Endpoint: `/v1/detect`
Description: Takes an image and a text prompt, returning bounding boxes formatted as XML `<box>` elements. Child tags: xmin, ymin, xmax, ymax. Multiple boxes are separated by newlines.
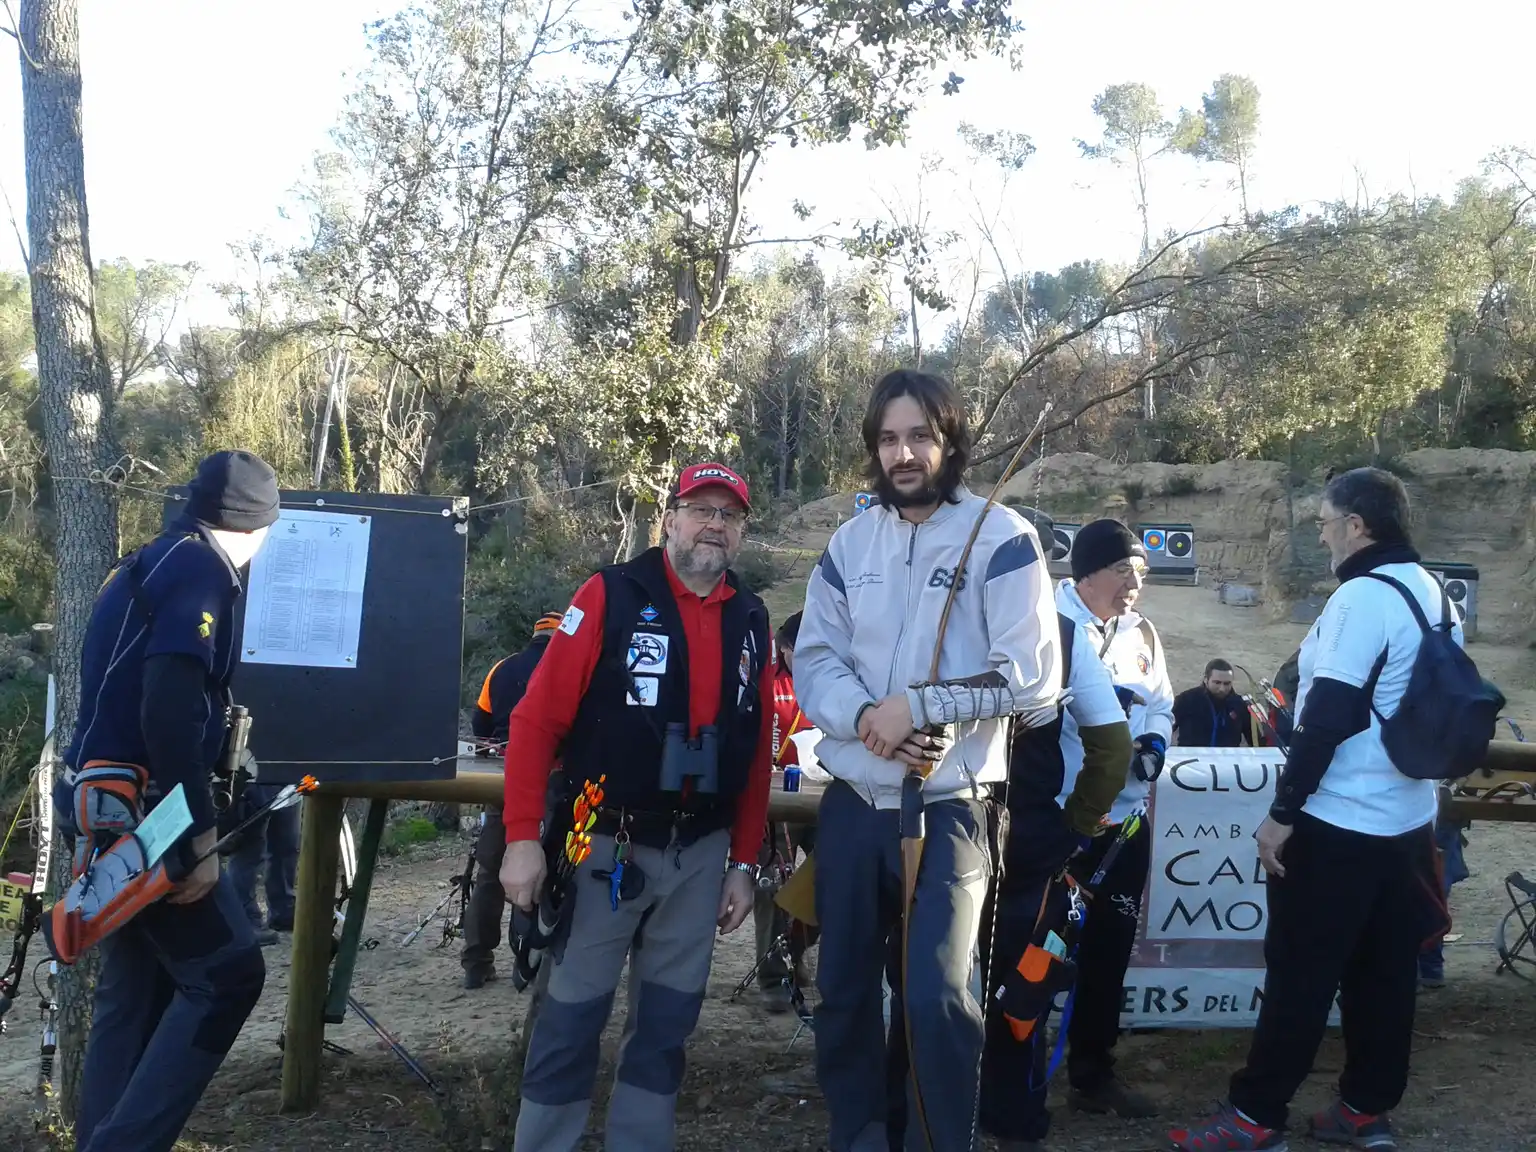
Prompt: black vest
<box><xmin>1003</xmin><ymin>613</ymin><xmax>1077</xmax><ymax>878</ymax></box>
<box><xmin>559</xmin><ymin>548</ymin><xmax>770</xmax><ymax>834</ymax></box>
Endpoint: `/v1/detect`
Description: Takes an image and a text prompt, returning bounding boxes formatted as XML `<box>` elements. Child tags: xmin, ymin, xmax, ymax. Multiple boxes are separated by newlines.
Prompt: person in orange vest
<box><xmin>461</xmin><ymin>611</ymin><xmax>562</xmax><ymax>988</ymax></box>
<box><xmin>753</xmin><ymin>610</ymin><xmax>818</xmax><ymax>1010</ymax></box>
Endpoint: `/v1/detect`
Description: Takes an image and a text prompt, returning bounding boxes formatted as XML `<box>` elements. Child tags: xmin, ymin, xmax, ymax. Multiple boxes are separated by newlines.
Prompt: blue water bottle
<box><xmin>783</xmin><ymin>764</ymin><xmax>802</xmax><ymax>793</ymax></box>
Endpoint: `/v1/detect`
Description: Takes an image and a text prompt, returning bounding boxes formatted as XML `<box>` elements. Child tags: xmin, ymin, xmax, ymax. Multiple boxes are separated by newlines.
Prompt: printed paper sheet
<box><xmin>243</xmin><ymin>509</ymin><xmax>372</xmax><ymax>669</ymax></box>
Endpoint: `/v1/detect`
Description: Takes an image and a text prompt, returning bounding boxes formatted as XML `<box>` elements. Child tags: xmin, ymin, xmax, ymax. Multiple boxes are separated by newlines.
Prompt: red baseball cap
<box><xmin>674</xmin><ymin>462</ymin><xmax>751</xmax><ymax>511</ymax></box>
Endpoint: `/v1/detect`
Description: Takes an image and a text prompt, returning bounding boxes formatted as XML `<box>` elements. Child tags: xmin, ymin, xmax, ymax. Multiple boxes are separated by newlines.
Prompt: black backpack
<box><xmin>1361</xmin><ymin>571</ymin><xmax>1505</xmax><ymax>781</ymax></box>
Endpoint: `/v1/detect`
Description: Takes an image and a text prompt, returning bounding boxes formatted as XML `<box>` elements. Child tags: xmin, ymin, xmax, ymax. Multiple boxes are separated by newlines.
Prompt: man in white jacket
<box><xmin>795</xmin><ymin>369</ymin><xmax>1062</xmax><ymax>1152</ymax></box>
<box><xmin>1054</xmin><ymin>518</ymin><xmax>1174</xmax><ymax>1119</ymax></box>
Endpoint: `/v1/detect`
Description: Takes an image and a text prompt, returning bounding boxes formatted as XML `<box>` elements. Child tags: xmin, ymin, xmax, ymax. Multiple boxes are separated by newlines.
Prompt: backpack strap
<box><xmin>1357</xmin><ymin>569</ymin><xmax>1455</xmax><ymax>722</ymax></box>
<box><xmin>1137</xmin><ymin>618</ymin><xmax>1160</xmax><ymax>668</ymax></box>
<box><xmin>1361</xmin><ymin>570</ymin><xmax>1455</xmax><ymax>633</ymax></box>
<box><xmin>1057</xmin><ymin>613</ymin><xmax>1075</xmax><ymax>693</ymax></box>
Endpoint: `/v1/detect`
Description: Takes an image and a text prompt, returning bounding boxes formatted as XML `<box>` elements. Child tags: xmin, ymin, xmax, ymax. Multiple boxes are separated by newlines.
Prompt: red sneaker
<box><xmin>1168</xmin><ymin>1100</ymin><xmax>1288</xmax><ymax>1150</ymax></box>
<box><xmin>1309</xmin><ymin>1099</ymin><xmax>1398</xmax><ymax>1149</ymax></box>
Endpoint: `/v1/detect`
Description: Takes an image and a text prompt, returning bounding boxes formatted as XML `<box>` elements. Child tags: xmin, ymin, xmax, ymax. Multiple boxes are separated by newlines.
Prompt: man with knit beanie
<box><xmin>1053</xmin><ymin>518</ymin><xmax>1174</xmax><ymax>1119</ymax></box>
<box><xmin>62</xmin><ymin>449</ymin><xmax>280</xmax><ymax>1152</ymax></box>
<box><xmin>460</xmin><ymin>610</ymin><xmax>562</xmax><ymax>988</ymax></box>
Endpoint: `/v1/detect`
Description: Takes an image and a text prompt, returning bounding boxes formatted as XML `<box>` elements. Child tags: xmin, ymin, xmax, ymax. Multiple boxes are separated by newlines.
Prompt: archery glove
<box><xmin>1132</xmin><ymin>733</ymin><xmax>1167</xmax><ymax>783</ymax></box>
<box><xmin>1112</xmin><ymin>684</ymin><xmax>1146</xmax><ymax>717</ymax></box>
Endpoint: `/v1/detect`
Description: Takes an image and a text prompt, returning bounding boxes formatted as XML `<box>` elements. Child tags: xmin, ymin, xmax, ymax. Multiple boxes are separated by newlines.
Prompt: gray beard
<box><xmin>674</xmin><ymin>539</ymin><xmax>730</xmax><ymax>581</ymax></box>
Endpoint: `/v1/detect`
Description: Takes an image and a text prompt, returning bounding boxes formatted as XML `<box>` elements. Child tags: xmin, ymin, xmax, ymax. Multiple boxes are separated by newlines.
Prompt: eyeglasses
<box><xmin>1314</xmin><ymin>514</ymin><xmax>1350</xmax><ymax>531</ymax></box>
<box><xmin>1112</xmin><ymin>560</ymin><xmax>1148</xmax><ymax>580</ymax></box>
<box><xmin>675</xmin><ymin>502</ymin><xmax>748</xmax><ymax>528</ymax></box>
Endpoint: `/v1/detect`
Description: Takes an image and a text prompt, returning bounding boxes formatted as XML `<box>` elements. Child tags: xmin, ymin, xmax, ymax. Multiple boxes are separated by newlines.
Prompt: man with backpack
<box><xmin>1170</xmin><ymin>466</ymin><xmax>1503</xmax><ymax>1152</ymax></box>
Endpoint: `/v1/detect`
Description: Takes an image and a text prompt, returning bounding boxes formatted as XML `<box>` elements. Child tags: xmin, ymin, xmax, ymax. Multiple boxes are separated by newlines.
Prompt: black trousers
<box><xmin>1066</xmin><ymin>817</ymin><xmax>1151</xmax><ymax>1091</ymax></box>
<box><xmin>976</xmin><ymin>863</ymin><xmax>1067</xmax><ymax>1144</ymax></box>
<box><xmin>461</xmin><ymin>806</ymin><xmax>510</xmax><ymax>972</ymax></box>
<box><xmin>1228</xmin><ymin>813</ymin><xmax>1446</xmax><ymax>1130</ymax></box>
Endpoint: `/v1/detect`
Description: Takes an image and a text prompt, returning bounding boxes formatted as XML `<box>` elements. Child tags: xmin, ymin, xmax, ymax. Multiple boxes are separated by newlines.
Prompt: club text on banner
<box><xmin>1118</xmin><ymin>747</ymin><xmax>1343</xmax><ymax>1029</ymax></box>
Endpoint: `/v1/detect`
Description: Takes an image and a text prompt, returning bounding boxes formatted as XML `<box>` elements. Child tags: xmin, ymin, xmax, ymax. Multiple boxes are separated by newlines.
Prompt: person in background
<box><xmin>1054</xmin><ymin>518</ymin><xmax>1175</xmax><ymax>1119</ymax></box>
<box><xmin>753</xmin><ymin>609</ymin><xmax>818</xmax><ymax>1011</ymax></box>
<box><xmin>1419</xmin><ymin>802</ymin><xmax>1470</xmax><ymax>989</ymax></box>
<box><xmin>499</xmin><ymin>462</ymin><xmax>773</xmax><ymax>1152</ymax></box>
<box><xmin>225</xmin><ymin>771</ymin><xmax>298</xmax><ymax>948</ymax></box>
<box><xmin>1173</xmin><ymin>658</ymin><xmax>1253</xmax><ymax>748</ymax></box>
<box><xmin>460</xmin><ymin>611</ymin><xmax>562</xmax><ymax>989</ymax></box>
<box><xmin>1170</xmin><ymin>466</ymin><xmax>1456</xmax><ymax>1152</ymax></box>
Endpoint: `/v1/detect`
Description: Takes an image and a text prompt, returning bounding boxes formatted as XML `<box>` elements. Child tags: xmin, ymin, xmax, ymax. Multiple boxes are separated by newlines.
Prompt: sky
<box><xmin>0</xmin><ymin>0</ymin><xmax>1530</xmax><ymax>335</ymax></box>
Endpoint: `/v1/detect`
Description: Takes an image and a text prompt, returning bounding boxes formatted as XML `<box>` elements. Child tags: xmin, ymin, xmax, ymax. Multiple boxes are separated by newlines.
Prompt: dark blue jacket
<box><xmin>64</xmin><ymin>515</ymin><xmax>244</xmax><ymax>833</ymax></box>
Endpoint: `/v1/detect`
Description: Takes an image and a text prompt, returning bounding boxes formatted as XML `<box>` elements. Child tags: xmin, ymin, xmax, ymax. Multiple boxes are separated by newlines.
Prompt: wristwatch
<box><xmin>726</xmin><ymin>861</ymin><xmax>754</xmax><ymax>874</ymax></box>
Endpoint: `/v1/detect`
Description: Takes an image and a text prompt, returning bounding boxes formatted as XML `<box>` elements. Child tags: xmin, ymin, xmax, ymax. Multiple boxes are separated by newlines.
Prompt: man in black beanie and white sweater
<box><xmin>62</xmin><ymin>449</ymin><xmax>282</xmax><ymax>1152</ymax></box>
<box><xmin>1053</xmin><ymin>518</ymin><xmax>1174</xmax><ymax>1119</ymax></box>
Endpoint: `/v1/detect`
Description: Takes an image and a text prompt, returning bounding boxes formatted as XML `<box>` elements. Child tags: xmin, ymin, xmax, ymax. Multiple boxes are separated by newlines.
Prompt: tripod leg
<box><xmin>731</xmin><ymin>932</ymin><xmax>792</xmax><ymax>1001</ymax></box>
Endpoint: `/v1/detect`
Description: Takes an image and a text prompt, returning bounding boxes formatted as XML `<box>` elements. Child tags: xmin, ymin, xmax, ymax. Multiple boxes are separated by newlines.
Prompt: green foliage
<box><xmin>382</xmin><ymin>814</ymin><xmax>440</xmax><ymax>855</ymax></box>
<box><xmin>461</xmin><ymin>503</ymin><xmax>609</xmax><ymax>706</ymax></box>
<box><xmin>1171</xmin><ymin>74</ymin><xmax>1262</xmax><ymax>214</ymax></box>
<box><xmin>732</xmin><ymin>544</ymin><xmax>787</xmax><ymax>595</ymax></box>
<box><xmin>0</xmin><ymin>531</ymin><xmax>53</xmax><ymax>630</ymax></box>
<box><xmin>0</xmin><ymin>671</ymin><xmax>46</xmax><ymax>874</ymax></box>
<box><xmin>1078</xmin><ymin>83</ymin><xmax>1172</xmax><ymax>163</ymax></box>
<box><xmin>94</xmin><ymin>258</ymin><xmax>196</xmax><ymax>394</ymax></box>
<box><xmin>1165</xmin><ymin>473</ymin><xmax>1200</xmax><ymax>496</ymax></box>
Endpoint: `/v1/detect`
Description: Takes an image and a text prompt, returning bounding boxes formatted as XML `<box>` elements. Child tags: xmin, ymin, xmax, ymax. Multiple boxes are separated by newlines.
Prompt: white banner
<box><xmin>1119</xmin><ymin>746</ymin><xmax>1340</xmax><ymax>1029</ymax></box>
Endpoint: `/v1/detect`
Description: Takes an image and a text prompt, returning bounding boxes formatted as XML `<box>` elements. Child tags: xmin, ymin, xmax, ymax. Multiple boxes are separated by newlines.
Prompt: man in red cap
<box><xmin>500</xmin><ymin>462</ymin><xmax>774</xmax><ymax>1152</ymax></box>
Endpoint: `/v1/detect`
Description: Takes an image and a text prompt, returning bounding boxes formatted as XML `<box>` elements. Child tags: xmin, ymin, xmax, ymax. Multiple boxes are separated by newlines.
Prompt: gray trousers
<box><xmin>813</xmin><ymin>778</ymin><xmax>992</xmax><ymax>1152</ymax></box>
<box><xmin>514</xmin><ymin>827</ymin><xmax>730</xmax><ymax>1152</ymax></box>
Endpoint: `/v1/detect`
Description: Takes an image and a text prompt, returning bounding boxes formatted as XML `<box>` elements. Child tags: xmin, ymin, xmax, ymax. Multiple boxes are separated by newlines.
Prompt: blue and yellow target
<box><xmin>1142</xmin><ymin>529</ymin><xmax>1166</xmax><ymax>552</ymax></box>
<box><xmin>854</xmin><ymin>492</ymin><xmax>874</xmax><ymax>512</ymax></box>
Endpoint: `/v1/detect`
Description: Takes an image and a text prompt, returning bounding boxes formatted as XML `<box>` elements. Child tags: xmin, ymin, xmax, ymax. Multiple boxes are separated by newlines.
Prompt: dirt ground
<box><xmin>3</xmin><ymin>582</ymin><xmax>1536</xmax><ymax>1151</ymax></box>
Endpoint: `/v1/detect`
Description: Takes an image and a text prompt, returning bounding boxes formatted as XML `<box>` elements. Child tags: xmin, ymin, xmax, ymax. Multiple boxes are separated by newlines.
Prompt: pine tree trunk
<box><xmin>20</xmin><ymin>0</ymin><xmax>121</xmax><ymax>1122</ymax></box>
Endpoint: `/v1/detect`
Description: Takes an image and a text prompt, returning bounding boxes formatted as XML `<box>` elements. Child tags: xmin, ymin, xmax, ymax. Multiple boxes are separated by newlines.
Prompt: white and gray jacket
<box><xmin>1055</xmin><ymin>579</ymin><xmax>1175</xmax><ymax>825</ymax></box>
<box><xmin>794</xmin><ymin>487</ymin><xmax>1062</xmax><ymax>811</ymax></box>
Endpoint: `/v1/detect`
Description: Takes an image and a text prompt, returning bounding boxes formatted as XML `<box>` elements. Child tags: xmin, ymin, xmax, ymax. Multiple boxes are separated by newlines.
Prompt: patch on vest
<box><xmin>738</xmin><ymin>633</ymin><xmax>757</xmax><ymax>705</ymax></box>
<box><xmin>1136</xmin><ymin>651</ymin><xmax>1150</xmax><ymax>674</ymax></box>
<box><xmin>628</xmin><ymin>632</ymin><xmax>669</xmax><ymax>674</ymax></box>
<box><xmin>639</xmin><ymin>604</ymin><xmax>659</xmax><ymax>624</ymax></box>
<box><xmin>560</xmin><ymin>605</ymin><xmax>585</xmax><ymax>635</ymax></box>
<box><xmin>627</xmin><ymin>676</ymin><xmax>660</xmax><ymax>707</ymax></box>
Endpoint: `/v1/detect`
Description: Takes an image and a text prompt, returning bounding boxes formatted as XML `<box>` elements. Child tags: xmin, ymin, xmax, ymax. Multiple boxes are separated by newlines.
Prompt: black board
<box><xmin>164</xmin><ymin>488</ymin><xmax>468</xmax><ymax>784</ymax></box>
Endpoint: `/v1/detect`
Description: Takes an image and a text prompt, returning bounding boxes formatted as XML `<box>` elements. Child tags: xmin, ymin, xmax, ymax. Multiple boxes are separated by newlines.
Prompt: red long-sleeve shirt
<box><xmin>772</xmin><ymin>662</ymin><xmax>811</xmax><ymax>767</ymax></box>
<box><xmin>503</xmin><ymin>554</ymin><xmax>774</xmax><ymax>864</ymax></box>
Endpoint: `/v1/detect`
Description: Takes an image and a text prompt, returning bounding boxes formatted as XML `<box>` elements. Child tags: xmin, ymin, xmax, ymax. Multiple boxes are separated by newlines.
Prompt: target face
<box><xmin>1167</xmin><ymin>531</ymin><xmax>1193</xmax><ymax>558</ymax></box>
<box><xmin>1142</xmin><ymin>529</ymin><xmax>1166</xmax><ymax>552</ymax></box>
<box><xmin>1444</xmin><ymin>579</ymin><xmax>1467</xmax><ymax>603</ymax></box>
<box><xmin>854</xmin><ymin>492</ymin><xmax>873</xmax><ymax>512</ymax></box>
<box><xmin>1051</xmin><ymin>528</ymin><xmax>1074</xmax><ymax>561</ymax></box>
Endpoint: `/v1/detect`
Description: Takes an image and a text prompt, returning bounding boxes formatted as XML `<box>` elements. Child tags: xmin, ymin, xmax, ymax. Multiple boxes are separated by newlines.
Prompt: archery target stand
<box><xmin>1422</xmin><ymin>560</ymin><xmax>1479</xmax><ymax>640</ymax></box>
<box><xmin>1136</xmin><ymin>522</ymin><xmax>1198</xmax><ymax>585</ymax></box>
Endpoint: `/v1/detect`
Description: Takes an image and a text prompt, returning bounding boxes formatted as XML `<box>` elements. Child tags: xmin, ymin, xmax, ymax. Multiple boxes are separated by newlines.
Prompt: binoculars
<box><xmin>660</xmin><ymin>722</ymin><xmax>720</xmax><ymax>794</ymax></box>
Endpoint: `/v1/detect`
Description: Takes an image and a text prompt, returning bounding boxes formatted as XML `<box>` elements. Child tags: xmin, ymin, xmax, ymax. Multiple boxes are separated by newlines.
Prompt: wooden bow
<box><xmin>900</xmin><ymin>403</ymin><xmax>1053</xmax><ymax>1150</ymax></box>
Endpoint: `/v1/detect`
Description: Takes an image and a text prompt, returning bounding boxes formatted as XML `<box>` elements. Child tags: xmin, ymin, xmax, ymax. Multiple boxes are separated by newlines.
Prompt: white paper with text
<box><xmin>242</xmin><ymin>509</ymin><xmax>371</xmax><ymax>669</ymax></box>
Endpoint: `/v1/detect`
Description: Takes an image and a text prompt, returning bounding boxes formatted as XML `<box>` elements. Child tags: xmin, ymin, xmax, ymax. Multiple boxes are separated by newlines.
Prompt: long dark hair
<box><xmin>861</xmin><ymin>369</ymin><xmax>971</xmax><ymax>506</ymax></box>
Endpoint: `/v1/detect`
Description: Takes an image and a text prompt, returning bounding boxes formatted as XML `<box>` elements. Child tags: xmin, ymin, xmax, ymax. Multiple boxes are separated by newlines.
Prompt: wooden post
<box><xmin>281</xmin><ymin>791</ymin><xmax>344</xmax><ymax>1113</ymax></box>
<box><xmin>323</xmin><ymin>798</ymin><xmax>388</xmax><ymax>1023</ymax></box>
